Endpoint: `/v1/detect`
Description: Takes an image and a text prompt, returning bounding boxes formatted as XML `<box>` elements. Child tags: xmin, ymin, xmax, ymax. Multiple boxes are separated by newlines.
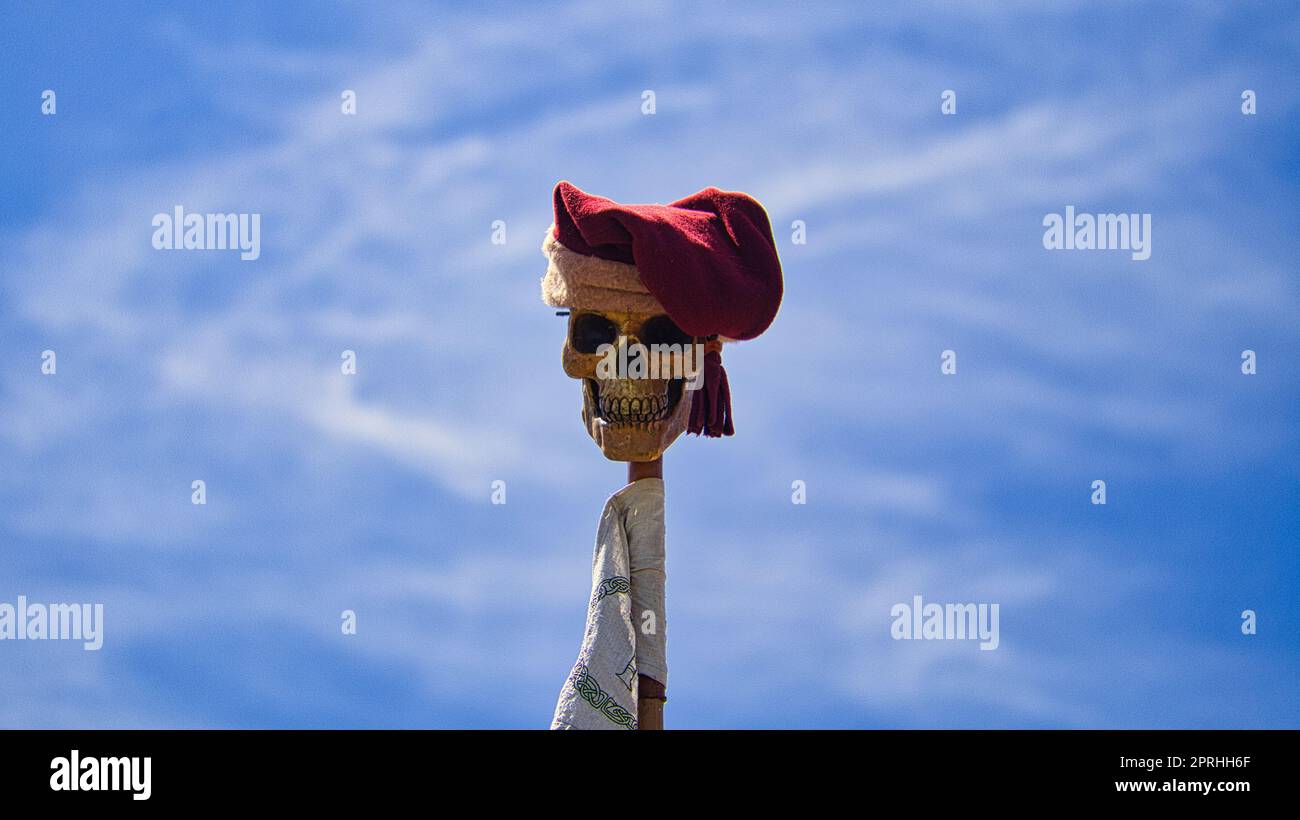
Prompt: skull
<box><xmin>562</xmin><ymin>309</ymin><xmax>699</xmax><ymax>462</ymax></box>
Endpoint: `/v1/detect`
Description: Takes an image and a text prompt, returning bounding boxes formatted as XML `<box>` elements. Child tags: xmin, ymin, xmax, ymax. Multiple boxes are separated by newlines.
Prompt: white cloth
<box><xmin>551</xmin><ymin>477</ymin><xmax>667</xmax><ymax>730</ymax></box>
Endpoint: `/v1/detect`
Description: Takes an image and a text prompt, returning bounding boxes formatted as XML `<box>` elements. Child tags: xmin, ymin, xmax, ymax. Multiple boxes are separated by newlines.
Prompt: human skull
<box><xmin>562</xmin><ymin>309</ymin><xmax>699</xmax><ymax>462</ymax></box>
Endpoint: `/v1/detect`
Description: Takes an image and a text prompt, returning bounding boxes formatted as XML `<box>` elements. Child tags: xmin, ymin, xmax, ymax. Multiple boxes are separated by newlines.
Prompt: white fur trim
<box><xmin>540</xmin><ymin>229</ymin><xmax>664</xmax><ymax>313</ymax></box>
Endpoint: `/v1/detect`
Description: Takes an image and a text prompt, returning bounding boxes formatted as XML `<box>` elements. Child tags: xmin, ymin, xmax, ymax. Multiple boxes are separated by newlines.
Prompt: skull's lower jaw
<box><xmin>581</xmin><ymin>378</ymin><xmax>689</xmax><ymax>462</ymax></box>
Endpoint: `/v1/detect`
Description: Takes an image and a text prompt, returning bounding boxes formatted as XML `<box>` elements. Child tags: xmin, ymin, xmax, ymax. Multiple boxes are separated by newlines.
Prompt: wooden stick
<box><xmin>628</xmin><ymin>458</ymin><xmax>666</xmax><ymax>730</ymax></box>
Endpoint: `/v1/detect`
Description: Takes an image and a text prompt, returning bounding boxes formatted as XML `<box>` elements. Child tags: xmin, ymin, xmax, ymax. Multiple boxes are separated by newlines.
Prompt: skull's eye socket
<box><xmin>641</xmin><ymin>315</ymin><xmax>692</xmax><ymax>347</ymax></box>
<box><xmin>570</xmin><ymin>313</ymin><xmax>618</xmax><ymax>353</ymax></box>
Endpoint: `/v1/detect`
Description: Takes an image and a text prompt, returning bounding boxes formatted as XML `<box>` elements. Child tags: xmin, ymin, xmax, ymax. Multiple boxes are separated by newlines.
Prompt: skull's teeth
<box><xmin>598</xmin><ymin>393</ymin><xmax>670</xmax><ymax>424</ymax></box>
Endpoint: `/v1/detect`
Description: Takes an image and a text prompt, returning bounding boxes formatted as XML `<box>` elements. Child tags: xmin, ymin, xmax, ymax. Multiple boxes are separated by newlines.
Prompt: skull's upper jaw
<box><xmin>586</xmin><ymin>378</ymin><xmax>685</xmax><ymax>425</ymax></box>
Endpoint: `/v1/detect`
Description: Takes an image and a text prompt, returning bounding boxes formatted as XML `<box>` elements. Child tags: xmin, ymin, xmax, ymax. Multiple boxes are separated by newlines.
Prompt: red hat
<box><xmin>541</xmin><ymin>181</ymin><xmax>784</xmax><ymax>437</ymax></box>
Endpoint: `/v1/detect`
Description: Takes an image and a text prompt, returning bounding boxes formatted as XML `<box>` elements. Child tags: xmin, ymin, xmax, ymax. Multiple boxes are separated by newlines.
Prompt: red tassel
<box><xmin>688</xmin><ymin>343</ymin><xmax>734</xmax><ymax>437</ymax></box>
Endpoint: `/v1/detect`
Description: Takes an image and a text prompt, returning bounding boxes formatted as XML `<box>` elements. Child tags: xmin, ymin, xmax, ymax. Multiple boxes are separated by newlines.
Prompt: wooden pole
<box><xmin>628</xmin><ymin>457</ymin><xmax>666</xmax><ymax>730</ymax></box>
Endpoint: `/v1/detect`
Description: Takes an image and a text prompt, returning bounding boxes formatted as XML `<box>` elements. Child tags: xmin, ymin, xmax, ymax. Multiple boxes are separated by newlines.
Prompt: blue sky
<box><xmin>0</xmin><ymin>1</ymin><xmax>1296</xmax><ymax>728</ymax></box>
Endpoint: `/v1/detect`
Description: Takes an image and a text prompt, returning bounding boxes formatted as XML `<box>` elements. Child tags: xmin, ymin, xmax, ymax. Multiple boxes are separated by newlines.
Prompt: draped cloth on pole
<box><xmin>551</xmin><ymin>477</ymin><xmax>667</xmax><ymax>730</ymax></box>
